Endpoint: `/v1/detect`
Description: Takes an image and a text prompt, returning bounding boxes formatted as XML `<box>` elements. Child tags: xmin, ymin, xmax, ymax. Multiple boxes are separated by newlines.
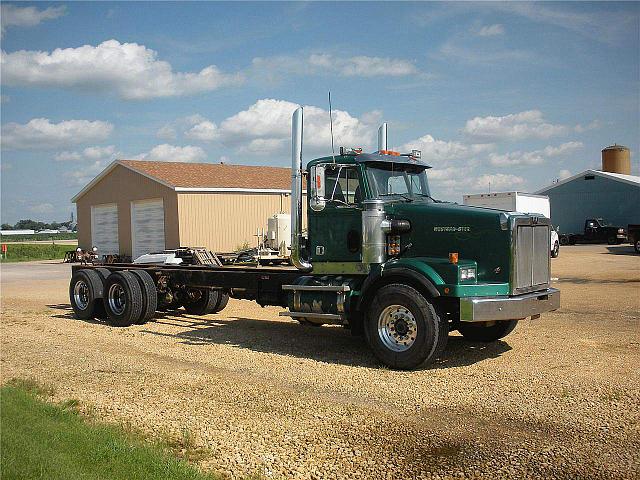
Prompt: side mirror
<box><xmin>309</xmin><ymin>165</ymin><xmax>326</xmax><ymax>211</ymax></box>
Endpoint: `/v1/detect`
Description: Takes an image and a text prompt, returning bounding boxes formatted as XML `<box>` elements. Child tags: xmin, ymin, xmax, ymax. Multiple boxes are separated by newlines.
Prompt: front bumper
<box><xmin>459</xmin><ymin>288</ymin><xmax>560</xmax><ymax>322</ymax></box>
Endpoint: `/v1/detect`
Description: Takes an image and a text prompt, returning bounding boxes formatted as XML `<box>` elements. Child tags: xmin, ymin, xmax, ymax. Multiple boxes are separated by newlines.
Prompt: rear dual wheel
<box><xmin>69</xmin><ymin>269</ymin><xmax>104</xmax><ymax>320</ymax></box>
<box><xmin>184</xmin><ymin>289</ymin><xmax>230</xmax><ymax>315</ymax></box>
<box><xmin>103</xmin><ymin>271</ymin><xmax>144</xmax><ymax>327</ymax></box>
<box><xmin>103</xmin><ymin>270</ymin><xmax>157</xmax><ymax>326</ymax></box>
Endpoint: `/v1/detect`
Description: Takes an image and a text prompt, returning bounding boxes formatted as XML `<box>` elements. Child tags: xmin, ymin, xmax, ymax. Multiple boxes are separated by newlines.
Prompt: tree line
<box><xmin>1</xmin><ymin>219</ymin><xmax>76</xmax><ymax>231</ymax></box>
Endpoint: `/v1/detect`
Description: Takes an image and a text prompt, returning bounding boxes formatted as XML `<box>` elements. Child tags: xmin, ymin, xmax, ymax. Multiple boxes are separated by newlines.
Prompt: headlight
<box><xmin>618</xmin><ymin>228</ymin><xmax>625</xmax><ymax>234</ymax></box>
<box><xmin>460</xmin><ymin>267</ymin><xmax>476</xmax><ymax>281</ymax></box>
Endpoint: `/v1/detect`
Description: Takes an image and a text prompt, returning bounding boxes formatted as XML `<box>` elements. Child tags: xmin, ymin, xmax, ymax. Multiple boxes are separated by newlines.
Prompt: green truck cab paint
<box><xmin>305</xmin><ymin>153</ymin><xmax>512</xmax><ymax>290</ymax></box>
<box><xmin>286</xmin><ymin>108</ymin><xmax>559</xmax><ymax>368</ymax></box>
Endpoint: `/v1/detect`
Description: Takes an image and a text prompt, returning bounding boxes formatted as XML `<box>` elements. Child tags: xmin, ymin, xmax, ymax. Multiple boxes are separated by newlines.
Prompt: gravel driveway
<box><xmin>1</xmin><ymin>246</ymin><xmax>639</xmax><ymax>479</ymax></box>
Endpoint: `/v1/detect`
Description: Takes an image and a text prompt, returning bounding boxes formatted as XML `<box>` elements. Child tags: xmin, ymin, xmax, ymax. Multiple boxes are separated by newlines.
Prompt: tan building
<box><xmin>72</xmin><ymin>160</ymin><xmax>297</xmax><ymax>258</ymax></box>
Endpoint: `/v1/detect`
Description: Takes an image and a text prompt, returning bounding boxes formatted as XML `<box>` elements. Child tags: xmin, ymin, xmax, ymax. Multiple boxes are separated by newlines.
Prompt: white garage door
<box><xmin>131</xmin><ymin>198</ymin><xmax>165</xmax><ymax>260</ymax></box>
<box><xmin>91</xmin><ymin>204</ymin><xmax>119</xmax><ymax>256</ymax></box>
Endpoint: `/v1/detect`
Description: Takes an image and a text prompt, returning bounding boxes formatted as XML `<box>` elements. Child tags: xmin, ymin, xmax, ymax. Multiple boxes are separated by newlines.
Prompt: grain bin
<box><xmin>601</xmin><ymin>145</ymin><xmax>631</xmax><ymax>175</ymax></box>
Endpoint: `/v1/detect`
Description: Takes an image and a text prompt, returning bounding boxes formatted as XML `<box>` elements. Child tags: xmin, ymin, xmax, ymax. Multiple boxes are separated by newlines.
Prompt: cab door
<box><xmin>309</xmin><ymin>164</ymin><xmax>364</xmax><ymax>263</ymax></box>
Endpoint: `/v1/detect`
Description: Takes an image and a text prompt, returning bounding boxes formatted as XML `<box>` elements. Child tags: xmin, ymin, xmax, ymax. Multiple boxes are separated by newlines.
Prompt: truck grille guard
<box><xmin>510</xmin><ymin>216</ymin><xmax>552</xmax><ymax>295</ymax></box>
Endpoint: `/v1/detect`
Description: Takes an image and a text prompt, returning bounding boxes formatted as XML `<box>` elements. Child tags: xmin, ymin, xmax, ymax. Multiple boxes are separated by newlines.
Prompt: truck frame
<box><xmin>69</xmin><ymin>109</ymin><xmax>560</xmax><ymax>370</ymax></box>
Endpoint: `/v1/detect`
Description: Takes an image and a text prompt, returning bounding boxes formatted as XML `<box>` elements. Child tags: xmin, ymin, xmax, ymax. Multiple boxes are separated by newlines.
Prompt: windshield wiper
<box><xmin>379</xmin><ymin>193</ymin><xmax>413</xmax><ymax>202</ymax></box>
<box><xmin>414</xmin><ymin>193</ymin><xmax>444</xmax><ymax>203</ymax></box>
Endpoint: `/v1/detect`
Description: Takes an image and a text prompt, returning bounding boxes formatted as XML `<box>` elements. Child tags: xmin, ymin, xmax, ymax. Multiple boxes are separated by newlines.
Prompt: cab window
<box><xmin>325</xmin><ymin>165</ymin><xmax>362</xmax><ymax>205</ymax></box>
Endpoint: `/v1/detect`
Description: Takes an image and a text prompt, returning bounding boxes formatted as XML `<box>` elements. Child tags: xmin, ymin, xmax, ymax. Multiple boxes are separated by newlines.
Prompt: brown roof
<box><xmin>118</xmin><ymin>160</ymin><xmax>292</xmax><ymax>190</ymax></box>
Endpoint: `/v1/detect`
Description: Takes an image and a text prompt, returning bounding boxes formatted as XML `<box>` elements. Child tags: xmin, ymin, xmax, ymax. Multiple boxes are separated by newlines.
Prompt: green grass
<box><xmin>0</xmin><ymin>233</ymin><xmax>78</xmax><ymax>242</ymax></box>
<box><xmin>0</xmin><ymin>243</ymin><xmax>73</xmax><ymax>263</ymax></box>
<box><xmin>0</xmin><ymin>379</ymin><xmax>219</xmax><ymax>480</ymax></box>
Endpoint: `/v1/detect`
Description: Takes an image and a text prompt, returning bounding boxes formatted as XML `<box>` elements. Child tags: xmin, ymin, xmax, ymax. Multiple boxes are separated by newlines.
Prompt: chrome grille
<box><xmin>512</xmin><ymin>221</ymin><xmax>550</xmax><ymax>294</ymax></box>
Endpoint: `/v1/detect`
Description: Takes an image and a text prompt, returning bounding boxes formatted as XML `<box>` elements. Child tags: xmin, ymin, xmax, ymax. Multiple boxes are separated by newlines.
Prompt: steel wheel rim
<box><xmin>108</xmin><ymin>283</ymin><xmax>126</xmax><ymax>316</ymax></box>
<box><xmin>377</xmin><ymin>304</ymin><xmax>418</xmax><ymax>352</ymax></box>
<box><xmin>73</xmin><ymin>280</ymin><xmax>90</xmax><ymax>310</ymax></box>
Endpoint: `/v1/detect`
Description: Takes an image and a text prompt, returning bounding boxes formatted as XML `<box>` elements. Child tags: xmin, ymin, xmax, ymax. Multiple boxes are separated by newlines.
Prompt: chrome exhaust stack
<box><xmin>377</xmin><ymin>122</ymin><xmax>388</xmax><ymax>152</ymax></box>
<box><xmin>290</xmin><ymin>107</ymin><xmax>312</xmax><ymax>271</ymax></box>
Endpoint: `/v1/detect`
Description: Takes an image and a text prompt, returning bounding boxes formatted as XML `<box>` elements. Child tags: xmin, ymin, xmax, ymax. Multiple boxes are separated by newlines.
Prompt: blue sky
<box><xmin>1</xmin><ymin>1</ymin><xmax>638</xmax><ymax>224</ymax></box>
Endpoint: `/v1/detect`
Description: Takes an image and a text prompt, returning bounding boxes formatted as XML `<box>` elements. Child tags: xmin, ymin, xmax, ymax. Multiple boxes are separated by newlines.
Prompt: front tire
<box><xmin>365</xmin><ymin>284</ymin><xmax>448</xmax><ymax>370</ymax></box>
<box><xmin>458</xmin><ymin>320</ymin><xmax>518</xmax><ymax>342</ymax></box>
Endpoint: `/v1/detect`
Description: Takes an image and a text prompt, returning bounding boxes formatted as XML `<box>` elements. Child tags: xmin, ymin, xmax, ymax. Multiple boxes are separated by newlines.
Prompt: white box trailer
<box><xmin>463</xmin><ymin>192</ymin><xmax>560</xmax><ymax>258</ymax></box>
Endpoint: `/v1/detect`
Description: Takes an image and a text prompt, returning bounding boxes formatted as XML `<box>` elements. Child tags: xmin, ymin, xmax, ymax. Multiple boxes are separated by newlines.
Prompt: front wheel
<box><xmin>551</xmin><ymin>240</ymin><xmax>559</xmax><ymax>258</ymax></box>
<box><xmin>365</xmin><ymin>284</ymin><xmax>448</xmax><ymax>370</ymax></box>
<box><xmin>457</xmin><ymin>320</ymin><xmax>518</xmax><ymax>342</ymax></box>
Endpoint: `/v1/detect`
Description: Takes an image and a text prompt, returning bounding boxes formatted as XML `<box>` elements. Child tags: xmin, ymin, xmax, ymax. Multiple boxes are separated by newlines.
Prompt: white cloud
<box><xmin>156</xmin><ymin>124</ymin><xmax>177</xmax><ymax>141</ymax></box>
<box><xmin>574</xmin><ymin>120</ymin><xmax>601</xmax><ymax>133</ymax></box>
<box><xmin>1</xmin><ymin>4</ymin><xmax>66</xmax><ymax>37</ymax></box>
<box><xmin>559</xmin><ymin>169</ymin><xmax>572</xmax><ymax>180</ymax></box>
<box><xmin>437</xmin><ymin>41</ymin><xmax>533</xmax><ymax>65</ymax></box>
<box><xmin>488</xmin><ymin>141</ymin><xmax>583</xmax><ymax>166</ymax></box>
<box><xmin>190</xmin><ymin>98</ymin><xmax>377</xmax><ymax>156</ymax></box>
<box><xmin>55</xmin><ymin>145</ymin><xmax>117</xmax><ymax>162</ymax></box>
<box><xmin>252</xmin><ymin>53</ymin><xmax>420</xmax><ymax>79</ymax></box>
<box><xmin>477</xmin><ymin>24</ymin><xmax>505</xmax><ymax>36</ymax></box>
<box><xmin>472</xmin><ymin>173</ymin><xmax>525</xmax><ymax>191</ymax></box>
<box><xmin>1</xmin><ymin>118</ymin><xmax>113</xmax><ymax>150</ymax></box>
<box><xmin>398</xmin><ymin>134</ymin><xmax>492</xmax><ymax>163</ymax></box>
<box><xmin>134</xmin><ymin>144</ymin><xmax>207</xmax><ymax>163</ymax></box>
<box><xmin>185</xmin><ymin>120</ymin><xmax>218</xmax><ymax>141</ymax></box>
<box><xmin>463</xmin><ymin>110</ymin><xmax>568</xmax><ymax>142</ymax></box>
<box><xmin>67</xmin><ymin>160</ymin><xmax>111</xmax><ymax>187</ymax></box>
<box><xmin>493</xmin><ymin>3</ymin><xmax>635</xmax><ymax>45</ymax></box>
<box><xmin>29</xmin><ymin>202</ymin><xmax>54</xmax><ymax>214</ymax></box>
<box><xmin>1</xmin><ymin>39</ymin><xmax>244</xmax><ymax>100</ymax></box>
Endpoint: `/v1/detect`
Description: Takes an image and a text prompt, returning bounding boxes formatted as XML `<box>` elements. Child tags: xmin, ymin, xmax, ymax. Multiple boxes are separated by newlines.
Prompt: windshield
<box><xmin>596</xmin><ymin>218</ymin><xmax>609</xmax><ymax>227</ymax></box>
<box><xmin>365</xmin><ymin>162</ymin><xmax>432</xmax><ymax>200</ymax></box>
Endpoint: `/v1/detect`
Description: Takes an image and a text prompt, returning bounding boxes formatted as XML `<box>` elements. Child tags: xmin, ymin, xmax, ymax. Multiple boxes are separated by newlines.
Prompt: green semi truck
<box><xmin>69</xmin><ymin>107</ymin><xmax>560</xmax><ymax>370</ymax></box>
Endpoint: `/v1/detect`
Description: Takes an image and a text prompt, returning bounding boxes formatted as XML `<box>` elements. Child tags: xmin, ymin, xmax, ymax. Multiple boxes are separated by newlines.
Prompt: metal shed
<box><xmin>535</xmin><ymin>169</ymin><xmax>640</xmax><ymax>233</ymax></box>
<box><xmin>72</xmin><ymin>160</ymin><xmax>297</xmax><ymax>259</ymax></box>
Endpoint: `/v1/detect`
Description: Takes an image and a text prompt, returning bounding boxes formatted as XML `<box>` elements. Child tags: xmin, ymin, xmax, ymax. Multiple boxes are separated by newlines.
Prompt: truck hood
<box><xmin>386</xmin><ymin>201</ymin><xmax>512</xmax><ymax>284</ymax></box>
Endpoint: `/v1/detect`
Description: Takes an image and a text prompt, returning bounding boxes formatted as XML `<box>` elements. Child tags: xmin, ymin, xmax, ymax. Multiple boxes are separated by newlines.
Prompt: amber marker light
<box><xmin>449</xmin><ymin>252</ymin><xmax>459</xmax><ymax>264</ymax></box>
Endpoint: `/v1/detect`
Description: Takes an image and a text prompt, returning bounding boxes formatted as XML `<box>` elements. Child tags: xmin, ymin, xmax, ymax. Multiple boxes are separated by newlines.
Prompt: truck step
<box><xmin>282</xmin><ymin>285</ymin><xmax>350</xmax><ymax>292</ymax></box>
<box><xmin>279</xmin><ymin>311</ymin><xmax>344</xmax><ymax>323</ymax></box>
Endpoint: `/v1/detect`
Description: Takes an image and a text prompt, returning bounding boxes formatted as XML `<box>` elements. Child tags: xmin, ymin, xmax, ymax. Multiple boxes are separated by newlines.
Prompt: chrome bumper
<box><xmin>460</xmin><ymin>288</ymin><xmax>560</xmax><ymax>322</ymax></box>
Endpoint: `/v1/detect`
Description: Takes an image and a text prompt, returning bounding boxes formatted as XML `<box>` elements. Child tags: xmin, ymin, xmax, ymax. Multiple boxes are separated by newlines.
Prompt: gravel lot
<box><xmin>1</xmin><ymin>245</ymin><xmax>639</xmax><ymax>479</ymax></box>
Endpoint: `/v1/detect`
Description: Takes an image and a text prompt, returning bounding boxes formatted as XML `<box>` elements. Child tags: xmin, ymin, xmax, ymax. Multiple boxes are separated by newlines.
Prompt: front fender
<box><xmin>356</xmin><ymin>258</ymin><xmax>444</xmax><ymax>311</ymax></box>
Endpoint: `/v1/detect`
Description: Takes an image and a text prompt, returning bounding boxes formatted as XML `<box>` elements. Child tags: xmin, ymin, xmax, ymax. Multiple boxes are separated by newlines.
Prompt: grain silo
<box><xmin>601</xmin><ymin>144</ymin><xmax>631</xmax><ymax>175</ymax></box>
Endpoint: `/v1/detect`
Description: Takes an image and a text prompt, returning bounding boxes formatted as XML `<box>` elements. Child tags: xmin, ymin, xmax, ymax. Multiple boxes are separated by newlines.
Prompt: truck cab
<box><xmin>561</xmin><ymin>218</ymin><xmax>627</xmax><ymax>245</ymax></box>
<box><xmin>286</xmin><ymin>107</ymin><xmax>560</xmax><ymax>368</ymax></box>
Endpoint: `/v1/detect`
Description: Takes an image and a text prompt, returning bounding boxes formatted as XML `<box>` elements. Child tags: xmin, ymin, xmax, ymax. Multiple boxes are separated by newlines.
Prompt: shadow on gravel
<box><xmin>46</xmin><ymin>303</ymin><xmax>514</xmax><ymax>370</ymax></box>
<box><xmin>141</xmin><ymin>315</ymin><xmax>513</xmax><ymax>370</ymax></box>
<box><xmin>604</xmin><ymin>246</ymin><xmax>637</xmax><ymax>256</ymax></box>
<box><xmin>555</xmin><ymin>277</ymin><xmax>639</xmax><ymax>284</ymax></box>
<box><xmin>432</xmin><ymin>336</ymin><xmax>512</xmax><ymax>369</ymax></box>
